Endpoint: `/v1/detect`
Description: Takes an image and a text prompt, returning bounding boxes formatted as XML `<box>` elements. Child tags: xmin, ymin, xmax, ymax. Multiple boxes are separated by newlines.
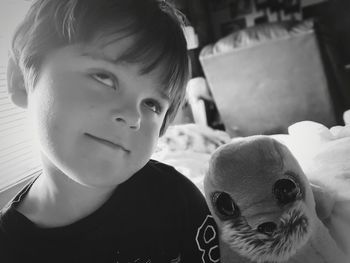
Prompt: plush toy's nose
<box><xmin>257</xmin><ymin>222</ymin><xmax>277</xmax><ymax>235</ymax></box>
<box><xmin>273</xmin><ymin>178</ymin><xmax>300</xmax><ymax>205</ymax></box>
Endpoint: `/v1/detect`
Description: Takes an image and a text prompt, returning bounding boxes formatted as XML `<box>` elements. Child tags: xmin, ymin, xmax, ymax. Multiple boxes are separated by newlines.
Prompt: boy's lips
<box><xmin>84</xmin><ymin>133</ymin><xmax>130</xmax><ymax>153</ymax></box>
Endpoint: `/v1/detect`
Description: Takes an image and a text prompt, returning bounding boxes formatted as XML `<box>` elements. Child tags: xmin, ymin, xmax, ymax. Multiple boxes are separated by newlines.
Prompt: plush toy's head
<box><xmin>204</xmin><ymin>135</ymin><xmax>317</xmax><ymax>262</ymax></box>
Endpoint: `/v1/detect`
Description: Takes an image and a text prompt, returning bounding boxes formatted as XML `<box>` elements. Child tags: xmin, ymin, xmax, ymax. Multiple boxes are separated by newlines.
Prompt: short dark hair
<box><xmin>10</xmin><ymin>0</ymin><xmax>190</xmax><ymax>135</ymax></box>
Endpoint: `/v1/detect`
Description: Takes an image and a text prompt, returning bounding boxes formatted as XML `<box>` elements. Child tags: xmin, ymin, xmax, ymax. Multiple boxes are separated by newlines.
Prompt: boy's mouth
<box><xmin>84</xmin><ymin>133</ymin><xmax>130</xmax><ymax>153</ymax></box>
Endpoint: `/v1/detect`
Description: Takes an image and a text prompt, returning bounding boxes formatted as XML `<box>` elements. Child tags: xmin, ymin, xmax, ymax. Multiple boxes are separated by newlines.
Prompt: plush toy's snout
<box><xmin>212</xmin><ymin>176</ymin><xmax>303</xmax><ymax>237</ymax></box>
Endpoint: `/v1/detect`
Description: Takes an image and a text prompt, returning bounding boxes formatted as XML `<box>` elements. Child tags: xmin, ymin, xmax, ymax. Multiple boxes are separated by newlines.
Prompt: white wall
<box><xmin>0</xmin><ymin>0</ymin><xmax>31</xmax><ymax>61</ymax></box>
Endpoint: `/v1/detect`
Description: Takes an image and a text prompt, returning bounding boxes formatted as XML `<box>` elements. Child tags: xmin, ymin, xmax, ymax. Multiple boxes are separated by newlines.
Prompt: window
<box><xmin>0</xmin><ymin>0</ymin><xmax>41</xmax><ymax>192</ymax></box>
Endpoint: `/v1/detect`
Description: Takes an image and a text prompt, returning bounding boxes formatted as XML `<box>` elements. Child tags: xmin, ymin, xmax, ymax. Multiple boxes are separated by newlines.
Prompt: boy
<box><xmin>0</xmin><ymin>0</ymin><xmax>221</xmax><ymax>262</ymax></box>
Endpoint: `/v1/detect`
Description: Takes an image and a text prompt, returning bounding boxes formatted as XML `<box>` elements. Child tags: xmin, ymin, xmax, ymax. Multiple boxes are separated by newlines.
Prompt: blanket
<box><xmin>152</xmin><ymin>124</ymin><xmax>231</xmax><ymax>192</ymax></box>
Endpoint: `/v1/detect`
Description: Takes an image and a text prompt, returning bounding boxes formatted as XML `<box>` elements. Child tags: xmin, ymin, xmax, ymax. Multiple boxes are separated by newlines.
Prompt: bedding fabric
<box><xmin>152</xmin><ymin>124</ymin><xmax>231</xmax><ymax>193</ymax></box>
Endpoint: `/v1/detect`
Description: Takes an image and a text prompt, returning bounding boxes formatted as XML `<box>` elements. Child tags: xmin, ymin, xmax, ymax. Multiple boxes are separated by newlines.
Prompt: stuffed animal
<box><xmin>204</xmin><ymin>135</ymin><xmax>349</xmax><ymax>263</ymax></box>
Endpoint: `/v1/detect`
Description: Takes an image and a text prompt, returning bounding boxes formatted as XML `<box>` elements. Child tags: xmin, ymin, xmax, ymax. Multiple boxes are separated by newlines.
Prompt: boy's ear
<box><xmin>7</xmin><ymin>57</ymin><xmax>28</xmax><ymax>108</ymax></box>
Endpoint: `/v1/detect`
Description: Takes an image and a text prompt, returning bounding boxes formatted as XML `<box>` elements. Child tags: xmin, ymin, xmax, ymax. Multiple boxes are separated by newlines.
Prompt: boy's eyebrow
<box><xmin>80</xmin><ymin>50</ymin><xmax>123</xmax><ymax>66</ymax></box>
<box><xmin>79</xmin><ymin>51</ymin><xmax>171</xmax><ymax>102</ymax></box>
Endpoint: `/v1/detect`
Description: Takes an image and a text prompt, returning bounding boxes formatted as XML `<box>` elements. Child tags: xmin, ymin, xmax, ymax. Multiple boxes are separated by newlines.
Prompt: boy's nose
<box><xmin>112</xmin><ymin>108</ymin><xmax>141</xmax><ymax>130</ymax></box>
<box><xmin>115</xmin><ymin>116</ymin><xmax>140</xmax><ymax>130</ymax></box>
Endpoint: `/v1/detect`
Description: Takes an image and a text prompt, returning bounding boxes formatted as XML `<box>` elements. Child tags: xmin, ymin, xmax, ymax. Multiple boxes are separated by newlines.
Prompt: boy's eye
<box><xmin>144</xmin><ymin>99</ymin><xmax>162</xmax><ymax>114</ymax></box>
<box><xmin>91</xmin><ymin>73</ymin><xmax>116</xmax><ymax>89</ymax></box>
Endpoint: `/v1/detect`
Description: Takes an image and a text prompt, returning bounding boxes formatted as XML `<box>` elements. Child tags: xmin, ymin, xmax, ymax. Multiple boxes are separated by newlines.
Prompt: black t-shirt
<box><xmin>0</xmin><ymin>160</ymin><xmax>220</xmax><ymax>263</ymax></box>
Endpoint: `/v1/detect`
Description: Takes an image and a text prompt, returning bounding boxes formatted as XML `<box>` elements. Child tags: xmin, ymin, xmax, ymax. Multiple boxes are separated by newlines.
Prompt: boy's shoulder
<box><xmin>145</xmin><ymin>159</ymin><xmax>185</xmax><ymax>179</ymax></box>
<box><xmin>136</xmin><ymin>159</ymin><xmax>207</xmax><ymax>211</ymax></box>
<box><xmin>143</xmin><ymin>159</ymin><xmax>201</xmax><ymax>193</ymax></box>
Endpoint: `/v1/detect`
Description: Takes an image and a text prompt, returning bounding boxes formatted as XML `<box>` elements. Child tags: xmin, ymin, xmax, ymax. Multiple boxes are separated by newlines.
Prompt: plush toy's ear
<box><xmin>7</xmin><ymin>57</ymin><xmax>28</xmax><ymax>108</ymax></box>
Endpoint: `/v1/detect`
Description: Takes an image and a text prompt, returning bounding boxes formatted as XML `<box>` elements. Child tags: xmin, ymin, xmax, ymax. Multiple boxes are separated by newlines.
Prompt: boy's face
<box><xmin>26</xmin><ymin>35</ymin><xmax>170</xmax><ymax>188</ymax></box>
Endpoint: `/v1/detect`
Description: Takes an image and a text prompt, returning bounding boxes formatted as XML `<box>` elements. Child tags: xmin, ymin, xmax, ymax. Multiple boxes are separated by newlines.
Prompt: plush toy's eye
<box><xmin>273</xmin><ymin>178</ymin><xmax>300</xmax><ymax>205</ymax></box>
<box><xmin>257</xmin><ymin>222</ymin><xmax>277</xmax><ymax>235</ymax></box>
<box><xmin>213</xmin><ymin>192</ymin><xmax>240</xmax><ymax>219</ymax></box>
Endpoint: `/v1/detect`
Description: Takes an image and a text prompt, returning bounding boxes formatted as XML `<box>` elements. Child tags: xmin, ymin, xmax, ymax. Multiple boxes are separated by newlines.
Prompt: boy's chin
<box><xmin>65</xmin><ymin>165</ymin><xmax>135</xmax><ymax>189</ymax></box>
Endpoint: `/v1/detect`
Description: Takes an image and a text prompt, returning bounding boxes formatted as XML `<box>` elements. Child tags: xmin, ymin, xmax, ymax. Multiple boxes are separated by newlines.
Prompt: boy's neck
<box><xmin>16</xmin><ymin>157</ymin><xmax>117</xmax><ymax>228</ymax></box>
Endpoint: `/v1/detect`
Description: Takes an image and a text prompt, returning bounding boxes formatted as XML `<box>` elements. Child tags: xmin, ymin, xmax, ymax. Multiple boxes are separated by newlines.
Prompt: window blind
<box><xmin>0</xmin><ymin>59</ymin><xmax>42</xmax><ymax>192</ymax></box>
<box><xmin>0</xmin><ymin>0</ymin><xmax>41</xmax><ymax>192</ymax></box>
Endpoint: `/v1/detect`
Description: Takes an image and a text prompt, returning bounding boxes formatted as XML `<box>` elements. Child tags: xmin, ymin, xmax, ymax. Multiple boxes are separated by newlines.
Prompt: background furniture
<box><xmin>199</xmin><ymin>19</ymin><xmax>350</xmax><ymax>136</ymax></box>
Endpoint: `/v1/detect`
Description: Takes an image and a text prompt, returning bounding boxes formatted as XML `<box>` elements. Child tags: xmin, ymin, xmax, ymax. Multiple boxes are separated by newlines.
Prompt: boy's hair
<box><xmin>10</xmin><ymin>0</ymin><xmax>190</xmax><ymax>135</ymax></box>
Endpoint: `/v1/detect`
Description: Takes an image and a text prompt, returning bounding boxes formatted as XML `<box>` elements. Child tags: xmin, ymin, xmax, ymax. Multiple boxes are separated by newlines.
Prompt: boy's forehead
<box><xmin>79</xmin><ymin>34</ymin><xmax>135</xmax><ymax>64</ymax></box>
